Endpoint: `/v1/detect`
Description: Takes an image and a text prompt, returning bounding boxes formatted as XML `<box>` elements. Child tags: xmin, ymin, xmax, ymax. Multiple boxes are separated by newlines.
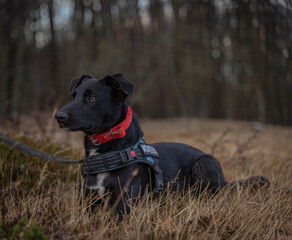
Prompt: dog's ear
<box><xmin>104</xmin><ymin>74</ymin><xmax>135</xmax><ymax>102</ymax></box>
<box><xmin>69</xmin><ymin>74</ymin><xmax>93</xmax><ymax>98</ymax></box>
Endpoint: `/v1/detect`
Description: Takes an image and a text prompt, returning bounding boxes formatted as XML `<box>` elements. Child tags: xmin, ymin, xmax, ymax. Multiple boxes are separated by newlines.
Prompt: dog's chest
<box><xmin>85</xmin><ymin>149</ymin><xmax>109</xmax><ymax>197</ymax></box>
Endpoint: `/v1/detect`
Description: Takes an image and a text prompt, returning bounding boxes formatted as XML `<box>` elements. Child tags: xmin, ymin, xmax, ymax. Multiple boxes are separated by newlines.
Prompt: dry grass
<box><xmin>0</xmin><ymin>112</ymin><xmax>292</xmax><ymax>239</ymax></box>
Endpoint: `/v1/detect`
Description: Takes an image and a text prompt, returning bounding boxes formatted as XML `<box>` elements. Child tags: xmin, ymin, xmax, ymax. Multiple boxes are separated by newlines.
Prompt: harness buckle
<box><xmin>120</xmin><ymin>151</ymin><xmax>128</xmax><ymax>163</ymax></box>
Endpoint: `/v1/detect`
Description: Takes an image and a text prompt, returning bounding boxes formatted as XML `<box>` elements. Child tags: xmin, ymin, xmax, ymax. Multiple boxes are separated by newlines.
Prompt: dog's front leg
<box><xmin>82</xmin><ymin>187</ymin><xmax>104</xmax><ymax>212</ymax></box>
<box><xmin>111</xmin><ymin>175</ymin><xmax>145</xmax><ymax>217</ymax></box>
<box><xmin>81</xmin><ymin>173</ymin><xmax>109</xmax><ymax>212</ymax></box>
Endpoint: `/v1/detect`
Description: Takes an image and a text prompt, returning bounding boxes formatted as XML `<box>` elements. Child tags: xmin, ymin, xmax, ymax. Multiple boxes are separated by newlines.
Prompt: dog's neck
<box><xmin>84</xmin><ymin>104</ymin><xmax>144</xmax><ymax>155</ymax></box>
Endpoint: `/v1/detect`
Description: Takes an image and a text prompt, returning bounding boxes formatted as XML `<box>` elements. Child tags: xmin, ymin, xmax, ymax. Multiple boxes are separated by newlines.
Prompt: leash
<box><xmin>0</xmin><ymin>133</ymin><xmax>81</xmax><ymax>164</ymax></box>
<box><xmin>0</xmin><ymin>133</ymin><xmax>164</xmax><ymax>192</ymax></box>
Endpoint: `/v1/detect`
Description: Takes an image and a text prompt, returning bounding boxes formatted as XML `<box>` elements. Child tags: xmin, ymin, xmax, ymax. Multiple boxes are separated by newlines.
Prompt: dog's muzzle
<box><xmin>55</xmin><ymin>111</ymin><xmax>69</xmax><ymax>123</ymax></box>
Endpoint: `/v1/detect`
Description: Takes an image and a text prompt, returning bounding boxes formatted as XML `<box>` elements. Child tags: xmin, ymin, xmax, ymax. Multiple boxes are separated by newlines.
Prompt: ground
<box><xmin>0</xmin><ymin>112</ymin><xmax>291</xmax><ymax>239</ymax></box>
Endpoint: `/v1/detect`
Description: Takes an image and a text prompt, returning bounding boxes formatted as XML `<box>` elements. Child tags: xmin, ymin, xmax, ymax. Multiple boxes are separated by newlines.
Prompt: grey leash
<box><xmin>0</xmin><ymin>133</ymin><xmax>81</xmax><ymax>164</ymax></box>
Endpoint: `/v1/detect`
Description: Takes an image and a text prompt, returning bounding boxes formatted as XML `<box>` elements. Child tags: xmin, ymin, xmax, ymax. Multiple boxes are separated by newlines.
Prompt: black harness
<box><xmin>82</xmin><ymin>139</ymin><xmax>164</xmax><ymax>193</ymax></box>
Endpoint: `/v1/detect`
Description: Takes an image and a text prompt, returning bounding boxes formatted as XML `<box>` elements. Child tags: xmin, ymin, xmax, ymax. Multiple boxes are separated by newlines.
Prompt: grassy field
<box><xmin>0</xmin><ymin>112</ymin><xmax>291</xmax><ymax>240</ymax></box>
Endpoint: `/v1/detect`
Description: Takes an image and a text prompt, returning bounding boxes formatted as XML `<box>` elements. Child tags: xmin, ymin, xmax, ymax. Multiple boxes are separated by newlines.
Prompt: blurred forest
<box><xmin>0</xmin><ymin>0</ymin><xmax>291</xmax><ymax>125</ymax></box>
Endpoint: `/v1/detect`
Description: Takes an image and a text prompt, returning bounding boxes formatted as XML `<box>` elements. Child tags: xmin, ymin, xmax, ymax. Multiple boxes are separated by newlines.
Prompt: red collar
<box><xmin>88</xmin><ymin>106</ymin><xmax>133</xmax><ymax>144</ymax></box>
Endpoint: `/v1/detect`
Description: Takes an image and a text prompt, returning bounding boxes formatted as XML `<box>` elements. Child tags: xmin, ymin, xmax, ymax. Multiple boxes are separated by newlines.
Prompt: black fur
<box><xmin>55</xmin><ymin>73</ymin><xmax>269</xmax><ymax>215</ymax></box>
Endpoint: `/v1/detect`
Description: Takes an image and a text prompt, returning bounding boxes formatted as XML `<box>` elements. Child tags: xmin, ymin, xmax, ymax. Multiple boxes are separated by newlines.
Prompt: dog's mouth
<box><xmin>57</xmin><ymin>122</ymin><xmax>95</xmax><ymax>132</ymax></box>
<box><xmin>58</xmin><ymin>123</ymin><xmax>72</xmax><ymax>131</ymax></box>
<box><xmin>84</xmin><ymin>124</ymin><xmax>101</xmax><ymax>135</ymax></box>
<box><xmin>83</xmin><ymin>124</ymin><xmax>95</xmax><ymax>133</ymax></box>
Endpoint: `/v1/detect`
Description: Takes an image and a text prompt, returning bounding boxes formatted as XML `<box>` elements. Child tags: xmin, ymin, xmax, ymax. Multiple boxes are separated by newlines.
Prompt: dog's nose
<box><xmin>55</xmin><ymin>111</ymin><xmax>68</xmax><ymax>122</ymax></box>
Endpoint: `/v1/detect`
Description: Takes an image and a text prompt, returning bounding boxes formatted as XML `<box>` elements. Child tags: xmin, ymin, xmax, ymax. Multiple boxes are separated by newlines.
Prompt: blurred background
<box><xmin>0</xmin><ymin>0</ymin><xmax>291</xmax><ymax>125</ymax></box>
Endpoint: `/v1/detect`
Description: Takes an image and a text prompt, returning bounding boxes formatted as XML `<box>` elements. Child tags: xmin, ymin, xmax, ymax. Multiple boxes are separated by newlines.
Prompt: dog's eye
<box><xmin>71</xmin><ymin>92</ymin><xmax>76</xmax><ymax>101</ymax></box>
<box><xmin>88</xmin><ymin>96</ymin><xmax>96</xmax><ymax>102</ymax></box>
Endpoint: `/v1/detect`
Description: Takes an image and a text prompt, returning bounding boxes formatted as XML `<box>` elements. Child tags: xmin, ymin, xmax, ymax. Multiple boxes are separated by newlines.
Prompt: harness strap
<box><xmin>82</xmin><ymin>140</ymin><xmax>164</xmax><ymax>192</ymax></box>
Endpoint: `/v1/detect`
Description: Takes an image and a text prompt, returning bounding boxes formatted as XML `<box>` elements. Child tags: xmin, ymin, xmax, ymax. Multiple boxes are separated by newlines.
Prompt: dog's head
<box><xmin>55</xmin><ymin>74</ymin><xmax>135</xmax><ymax>134</ymax></box>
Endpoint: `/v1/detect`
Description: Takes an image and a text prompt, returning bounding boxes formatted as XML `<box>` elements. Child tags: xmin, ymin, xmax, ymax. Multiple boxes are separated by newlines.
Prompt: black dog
<box><xmin>55</xmin><ymin>74</ymin><xmax>268</xmax><ymax>214</ymax></box>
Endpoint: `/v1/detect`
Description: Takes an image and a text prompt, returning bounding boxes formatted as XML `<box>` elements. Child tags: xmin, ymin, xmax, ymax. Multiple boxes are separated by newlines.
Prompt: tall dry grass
<box><xmin>0</xmin><ymin>113</ymin><xmax>291</xmax><ymax>239</ymax></box>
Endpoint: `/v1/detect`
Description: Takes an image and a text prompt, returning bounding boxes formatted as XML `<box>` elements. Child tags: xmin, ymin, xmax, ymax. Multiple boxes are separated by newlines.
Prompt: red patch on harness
<box><xmin>130</xmin><ymin>151</ymin><xmax>136</xmax><ymax>157</ymax></box>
